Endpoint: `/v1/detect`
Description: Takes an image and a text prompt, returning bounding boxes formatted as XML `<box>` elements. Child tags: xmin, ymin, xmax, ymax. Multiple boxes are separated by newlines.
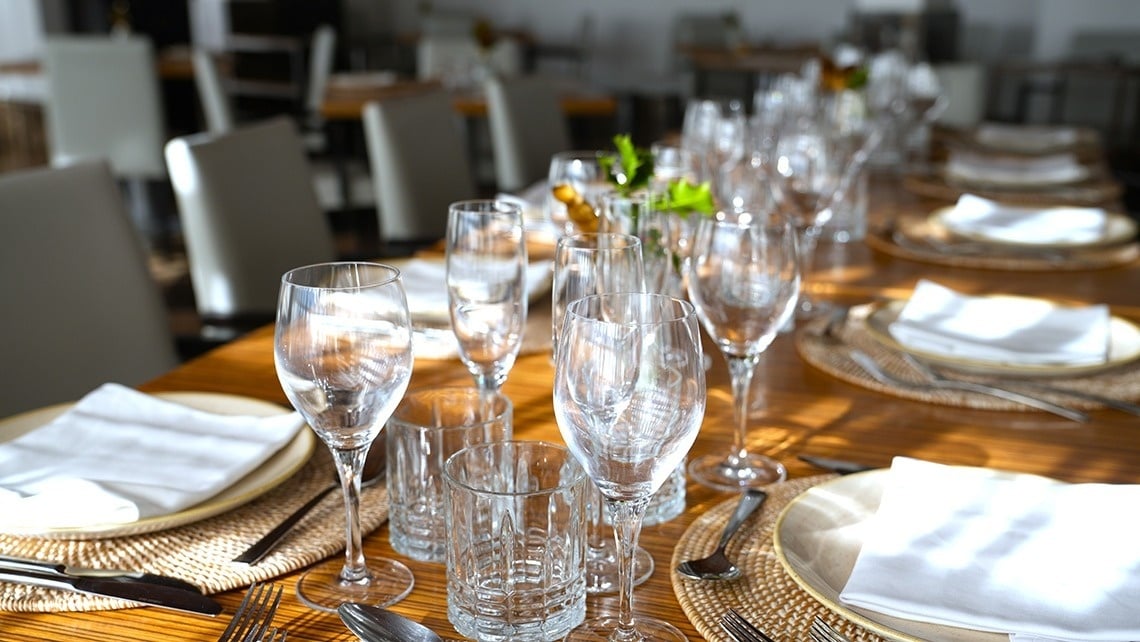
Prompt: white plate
<box><xmin>0</xmin><ymin>392</ymin><xmax>315</xmax><ymax>540</ymax></box>
<box><xmin>773</xmin><ymin>470</ymin><xmax>1005</xmax><ymax>642</ymax></box>
<box><xmin>389</xmin><ymin>257</ymin><xmax>554</xmax><ymax>325</ymax></box>
<box><xmin>930</xmin><ymin>205</ymin><xmax>1137</xmax><ymax>249</ymax></box>
<box><xmin>864</xmin><ymin>299</ymin><xmax>1140</xmax><ymax>377</ymax></box>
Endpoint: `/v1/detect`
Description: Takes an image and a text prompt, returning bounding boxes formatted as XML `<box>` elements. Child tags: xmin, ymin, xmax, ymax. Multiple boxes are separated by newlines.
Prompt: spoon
<box><xmin>339</xmin><ymin>602</ymin><xmax>443</xmax><ymax>642</ymax></box>
<box><xmin>675</xmin><ymin>488</ymin><xmax>767</xmax><ymax>581</ymax></box>
<box><xmin>233</xmin><ymin>438</ymin><xmax>387</xmax><ymax>564</ymax></box>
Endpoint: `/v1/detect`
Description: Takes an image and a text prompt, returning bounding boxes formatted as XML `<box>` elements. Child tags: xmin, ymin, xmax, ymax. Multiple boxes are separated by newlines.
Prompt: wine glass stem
<box><xmin>607</xmin><ymin>497</ymin><xmax>650</xmax><ymax>641</ymax></box>
<box><xmin>332</xmin><ymin>444</ymin><xmax>370</xmax><ymax>582</ymax></box>
<box><xmin>473</xmin><ymin>370</ymin><xmax>505</xmax><ymax>394</ymax></box>
<box><xmin>727</xmin><ymin>354</ymin><xmax>760</xmax><ymax>462</ymax></box>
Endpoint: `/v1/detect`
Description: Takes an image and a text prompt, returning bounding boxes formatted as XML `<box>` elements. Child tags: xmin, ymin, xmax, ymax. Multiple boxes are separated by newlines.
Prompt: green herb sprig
<box><xmin>600</xmin><ymin>134</ymin><xmax>716</xmax><ymax>218</ymax></box>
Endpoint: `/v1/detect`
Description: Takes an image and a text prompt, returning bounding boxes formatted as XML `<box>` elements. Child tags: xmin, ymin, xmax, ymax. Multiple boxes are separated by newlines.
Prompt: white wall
<box><xmin>0</xmin><ymin>0</ymin><xmax>46</xmax><ymax>61</ymax></box>
<box><xmin>1034</xmin><ymin>0</ymin><xmax>1140</xmax><ymax>60</ymax></box>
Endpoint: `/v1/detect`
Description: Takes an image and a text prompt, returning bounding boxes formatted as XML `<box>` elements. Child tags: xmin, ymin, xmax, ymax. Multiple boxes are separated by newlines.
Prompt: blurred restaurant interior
<box><xmin>1</xmin><ymin>0</ymin><xmax>1138</xmax><ymax>359</ymax></box>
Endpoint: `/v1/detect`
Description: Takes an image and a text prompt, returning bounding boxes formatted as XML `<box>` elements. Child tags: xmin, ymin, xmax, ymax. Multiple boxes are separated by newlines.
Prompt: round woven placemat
<box><xmin>864</xmin><ymin>217</ymin><xmax>1140</xmax><ymax>272</ymax></box>
<box><xmin>671</xmin><ymin>475</ymin><xmax>887</xmax><ymax>641</ymax></box>
<box><xmin>0</xmin><ymin>453</ymin><xmax>389</xmax><ymax>612</ymax></box>
<box><xmin>794</xmin><ymin>305</ymin><xmax>1140</xmax><ymax>411</ymax></box>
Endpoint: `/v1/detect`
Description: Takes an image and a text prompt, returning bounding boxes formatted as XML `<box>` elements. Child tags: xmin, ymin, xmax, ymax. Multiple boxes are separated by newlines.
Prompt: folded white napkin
<box><xmin>940</xmin><ymin>194</ymin><xmax>1108</xmax><ymax>245</ymax></box>
<box><xmin>945</xmin><ymin>150</ymin><xmax>1087</xmax><ymax>185</ymax></box>
<box><xmin>840</xmin><ymin>457</ymin><xmax>1140</xmax><ymax>642</ymax></box>
<box><xmin>0</xmin><ymin>384</ymin><xmax>304</xmax><ymax>530</ymax></box>
<box><xmin>888</xmin><ymin>280</ymin><xmax>1110</xmax><ymax>366</ymax></box>
<box><xmin>975</xmin><ymin>123</ymin><xmax>1079</xmax><ymax>152</ymax></box>
<box><xmin>400</xmin><ymin>258</ymin><xmax>553</xmax><ymax>325</ymax></box>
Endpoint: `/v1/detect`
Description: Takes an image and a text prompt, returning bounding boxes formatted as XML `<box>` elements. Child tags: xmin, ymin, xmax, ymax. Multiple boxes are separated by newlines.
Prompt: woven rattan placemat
<box><xmin>671</xmin><ymin>475</ymin><xmax>887</xmax><ymax>641</ymax></box>
<box><xmin>864</xmin><ymin>217</ymin><xmax>1140</xmax><ymax>272</ymax></box>
<box><xmin>794</xmin><ymin>305</ymin><xmax>1140</xmax><ymax>411</ymax></box>
<box><xmin>901</xmin><ymin>171</ymin><xmax>1124</xmax><ymax>207</ymax></box>
<box><xmin>0</xmin><ymin>453</ymin><xmax>389</xmax><ymax>612</ymax></box>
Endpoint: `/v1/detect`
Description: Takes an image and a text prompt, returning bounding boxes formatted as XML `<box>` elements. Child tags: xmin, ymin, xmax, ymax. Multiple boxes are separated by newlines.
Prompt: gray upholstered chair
<box><xmin>484</xmin><ymin>74</ymin><xmax>572</xmax><ymax>192</ymax></box>
<box><xmin>362</xmin><ymin>90</ymin><xmax>476</xmax><ymax>247</ymax></box>
<box><xmin>0</xmin><ymin>161</ymin><xmax>178</xmax><ymax>417</ymax></box>
<box><xmin>165</xmin><ymin>117</ymin><xmax>337</xmax><ymax>329</ymax></box>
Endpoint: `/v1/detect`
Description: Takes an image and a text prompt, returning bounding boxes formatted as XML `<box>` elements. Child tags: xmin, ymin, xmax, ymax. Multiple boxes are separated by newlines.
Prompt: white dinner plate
<box><xmin>863</xmin><ymin>299</ymin><xmax>1140</xmax><ymax>378</ymax></box>
<box><xmin>929</xmin><ymin>205</ymin><xmax>1137</xmax><ymax>249</ymax></box>
<box><xmin>0</xmin><ymin>392</ymin><xmax>316</xmax><ymax>540</ymax></box>
<box><xmin>773</xmin><ymin>470</ymin><xmax>1006</xmax><ymax>642</ymax></box>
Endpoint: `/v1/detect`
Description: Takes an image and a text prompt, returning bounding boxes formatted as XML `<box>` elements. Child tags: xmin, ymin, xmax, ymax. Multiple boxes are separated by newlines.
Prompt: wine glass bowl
<box><xmin>445</xmin><ymin>200</ymin><xmax>528</xmax><ymax>393</ymax></box>
<box><xmin>273</xmin><ymin>261</ymin><xmax>415</xmax><ymax>612</ymax></box>
<box><xmin>686</xmin><ymin>214</ymin><xmax>800</xmax><ymax>490</ymax></box>
<box><xmin>554</xmin><ymin>292</ymin><xmax>706</xmax><ymax>641</ymax></box>
<box><xmin>547</xmin><ymin>150</ymin><xmax>608</xmax><ymax>235</ymax></box>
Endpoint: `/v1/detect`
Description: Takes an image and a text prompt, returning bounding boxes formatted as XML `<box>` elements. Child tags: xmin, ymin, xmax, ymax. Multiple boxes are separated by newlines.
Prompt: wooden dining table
<box><xmin>3</xmin><ymin>175</ymin><xmax>1140</xmax><ymax>641</ymax></box>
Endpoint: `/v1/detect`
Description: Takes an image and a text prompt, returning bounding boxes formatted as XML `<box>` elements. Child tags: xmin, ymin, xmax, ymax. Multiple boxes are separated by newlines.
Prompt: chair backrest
<box><xmin>484</xmin><ymin>74</ymin><xmax>572</xmax><ymax>192</ymax></box>
<box><xmin>0</xmin><ymin>161</ymin><xmax>178</xmax><ymax>417</ymax></box>
<box><xmin>416</xmin><ymin>35</ymin><xmax>483</xmax><ymax>82</ymax></box>
<box><xmin>42</xmin><ymin>35</ymin><xmax>166</xmax><ymax>179</ymax></box>
<box><xmin>934</xmin><ymin>63</ymin><xmax>987</xmax><ymax>128</ymax></box>
<box><xmin>304</xmin><ymin>24</ymin><xmax>337</xmax><ymax>122</ymax></box>
<box><xmin>165</xmin><ymin>117</ymin><xmax>337</xmax><ymax>319</ymax></box>
<box><xmin>362</xmin><ymin>90</ymin><xmax>476</xmax><ymax>244</ymax></box>
<box><xmin>191</xmin><ymin>48</ymin><xmax>235</xmax><ymax>134</ymax></box>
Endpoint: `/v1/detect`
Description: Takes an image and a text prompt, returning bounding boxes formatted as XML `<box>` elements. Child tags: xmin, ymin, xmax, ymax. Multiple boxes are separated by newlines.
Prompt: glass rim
<box><xmin>389</xmin><ymin>385</ymin><xmax>513</xmax><ymax>427</ymax></box>
<box><xmin>563</xmin><ymin>292</ymin><xmax>697</xmax><ymax>326</ymax></box>
<box><xmin>448</xmin><ymin>198</ymin><xmax>523</xmax><ymax>214</ymax></box>
<box><xmin>443</xmin><ymin>440</ymin><xmax>584</xmax><ymax>496</ymax></box>
<box><xmin>280</xmin><ymin>261</ymin><xmax>401</xmax><ymax>290</ymax></box>
<box><xmin>556</xmin><ymin>231</ymin><xmax>642</xmax><ymax>249</ymax></box>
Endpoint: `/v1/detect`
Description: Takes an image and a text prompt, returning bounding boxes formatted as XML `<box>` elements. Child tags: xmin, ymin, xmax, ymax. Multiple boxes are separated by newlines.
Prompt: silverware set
<box><xmin>720</xmin><ymin>609</ymin><xmax>854</xmax><ymax>642</ymax></box>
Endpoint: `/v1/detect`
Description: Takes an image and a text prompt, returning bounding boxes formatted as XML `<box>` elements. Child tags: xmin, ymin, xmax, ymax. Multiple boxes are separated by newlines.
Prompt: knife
<box><xmin>0</xmin><ymin>567</ymin><xmax>222</xmax><ymax>616</ymax></box>
<box><xmin>798</xmin><ymin>454</ymin><xmax>876</xmax><ymax>475</ymax></box>
<box><xmin>0</xmin><ymin>555</ymin><xmax>202</xmax><ymax>593</ymax></box>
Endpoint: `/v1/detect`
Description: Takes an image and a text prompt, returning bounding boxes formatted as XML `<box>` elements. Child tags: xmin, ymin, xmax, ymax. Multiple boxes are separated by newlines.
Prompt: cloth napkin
<box><xmin>940</xmin><ymin>194</ymin><xmax>1108</xmax><ymax>246</ymax></box>
<box><xmin>400</xmin><ymin>258</ymin><xmax>553</xmax><ymax>325</ymax></box>
<box><xmin>945</xmin><ymin>150</ymin><xmax>1087</xmax><ymax>186</ymax></box>
<box><xmin>840</xmin><ymin>457</ymin><xmax>1140</xmax><ymax>641</ymax></box>
<box><xmin>0</xmin><ymin>384</ymin><xmax>304</xmax><ymax>530</ymax></box>
<box><xmin>887</xmin><ymin>280</ymin><xmax>1110</xmax><ymax>366</ymax></box>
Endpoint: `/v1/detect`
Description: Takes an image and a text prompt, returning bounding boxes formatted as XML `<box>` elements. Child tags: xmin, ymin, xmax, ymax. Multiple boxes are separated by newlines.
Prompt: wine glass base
<box><xmin>586</xmin><ymin>541</ymin><xmax>654</xmax><ymax>594</ymax></box>
<box><xmin>688</xmin><ymin>452</ymin><xmax>786</xmax><ymax>492</ymax></box>
<box><xmin>295</xmin><ymin>557</ymin><xmax>414</xmax><ymax>613</ymax></box>
<box><xmin>564</xmin><ymin>616</ymin><xmax>689</xmax><ymax>641</ymax></box>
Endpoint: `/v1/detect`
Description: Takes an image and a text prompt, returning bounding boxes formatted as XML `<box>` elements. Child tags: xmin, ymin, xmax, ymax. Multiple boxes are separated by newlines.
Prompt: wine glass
<box><xmin>274</xmin><ymin>261</ymin><xmax>415</xmax><ymax>612</ymax></box>
<box><xmin>445</xmin><ymin>200</ymin><xmax>527</xmax><ymax>393</ymax></box>
<box><xmin>555</xmin><ymin>292</ymin><xmax>706</xmax><ymax>641</ymax></box>
<box><xmin>547</xmin><ymin>150</ymin><xmax>608</xmax><ymax>236</ymax></box>
<box><xmin>686</xmin><ymin>214</ymin><xmax>800</xmax><ymax>490</ymax></box>
<box><xmin>550</xmin><ymin>232</ymin><xmax>653</xmax><ymax>594</ymax></box>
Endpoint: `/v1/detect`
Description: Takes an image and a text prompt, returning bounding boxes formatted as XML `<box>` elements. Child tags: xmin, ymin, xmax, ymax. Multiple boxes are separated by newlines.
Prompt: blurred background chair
<box><xmin>934</xmin><ymin>62</ymin><xmax>987</xmax><ymax>128</ymax></box>
<box><xmin>165</xmin><ymin>117</ymin><xmax>338</xmax><ymax>339</ymax></box>
<box><xmin>485</xmin><ymin>74</ymin><xmax>572</xmax><ymax>192</ymax></box>
<box><xmin>191</xmin><ymin>48</ymin><xmax>235</xmax><ymax>135</ymax></box>
<box><xmin>0</xmin><ymin>161</ymin><xmax>179</xmax><ymax>417</ymax></box>
<box><xmin>362</xmin><ymin>90</ymin><xmax>476</xmax><ymax>250</ymax></box>
<box><xmin>42</xmin><ymin>35</ymin><xmax>172</xmax><ymax>248</ymax></box>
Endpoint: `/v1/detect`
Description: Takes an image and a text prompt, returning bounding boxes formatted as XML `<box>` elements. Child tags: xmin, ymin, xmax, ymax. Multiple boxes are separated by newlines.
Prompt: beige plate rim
<box><xmin>929</xmin><ymin>205</ymin><xmax>1138</xmax><ymax>250</ymax></box>
<box><xmin>0</xmin><ymin>392</ymin><xmax>315</xmax><ymax>540</ymax></box>
<box><xmin>863</xmin><ymin>299</ymin><xmax>1140</xmax><ymax>378</ymax></box>
<box><xmin>773</xmin><ymin>470</ymin><xmax>1007</xmax><ymax>642</ymax></box>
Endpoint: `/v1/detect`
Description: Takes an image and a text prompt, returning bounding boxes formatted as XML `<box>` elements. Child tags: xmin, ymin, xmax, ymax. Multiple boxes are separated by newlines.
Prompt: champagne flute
<box><xmin>686</xmin><ymin>214</ymin><xmax>800</xmax><ymax>490</ymax></box>
<box><xmin>555</xmin><ymin>292</ymin><xmax>706</xmax><ymax>641</ymax></box>
<box><xmin>446</xmin><ymin>200</ymin><xmax>527</xmax><ymax>393</ymax></box>
<box><xmin>274</xmin><ymin>262</ymin><xmax>415</xmax><ymax>612</ymax></box>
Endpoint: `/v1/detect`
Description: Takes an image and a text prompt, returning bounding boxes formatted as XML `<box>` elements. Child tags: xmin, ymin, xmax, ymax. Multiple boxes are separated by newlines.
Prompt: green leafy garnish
<box><xmin>600</xmin><ymin>134</ymin><xmax>653</xmax><ymax>196</ymax></box>
<box><xmin>652</xmin><ymin>179</ymin><xmax>715</xmax><ymax>218</ymax></box>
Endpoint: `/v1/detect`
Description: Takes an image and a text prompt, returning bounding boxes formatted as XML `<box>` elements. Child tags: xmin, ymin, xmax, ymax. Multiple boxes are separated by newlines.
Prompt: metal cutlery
<box><xmin>848</xmin><ymin>349</ymin><xmax>1089</xmax><ymax>422</ymax></box>
<box><xmin>0</xmin><ymin>554</ymin><xmax>201</xmax><ymax>593</ymax></box>
<box><xmin>338</xmin><ymin>602</ymin><xmax>444</xmax><ymax>642</ymax></box>
<box><xmin>217</xmin><ymin>582</ymin><xmax>282</xmax><ymax>642</ymax></box>
<box><xmin>971</xmin><ymin>373</ymin><xmax>1140</xmax><ymax>417</ymax></box>
<box><xmin>809</xmin><ymin>616</ymin><xmax>852</xmax><ymax>642</ymax></box>
<box><xmin>719</xmin><ymin>608</ymin><xmax>776</xmax><ymax>642</ymax></box>
<box><xmin>0</xmin><ymin>565</ymin><xmax>222</xmax><ymax>616</ymax></box>
<box><xmin>798</xmin><ymin>454</ymin><xmax>876</xmax><ymax>475</ymax></box>
<box><xmin>675</xmin><ymin>489</ymin><xmax>767</xmax><ymax>581</ymax></box>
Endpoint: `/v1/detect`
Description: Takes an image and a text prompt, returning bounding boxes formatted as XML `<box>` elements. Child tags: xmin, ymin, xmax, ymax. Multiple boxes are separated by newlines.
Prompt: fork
<box><xmin>719</xmin><ymin>608</ymin><xmax>776</xmax><ymax>642</ymax></box>
<box><xmin>257</xmin><ymin>628</ymin><xmax>288</xmax><ymax>642</ymax></box>
<box><xmin>809</xmin><ymin>616</ymin><xmax>851</xmax><ymax>642</ymax></box>
<box><xmin>848</xmin><ymin>349</ymin><xmax>1088</xmax><ymax>422</ymax></box>
<box><xmin>217</xmin><ymin>582</ymin><xmax>283</xmax><ymax>642</ymax></box>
